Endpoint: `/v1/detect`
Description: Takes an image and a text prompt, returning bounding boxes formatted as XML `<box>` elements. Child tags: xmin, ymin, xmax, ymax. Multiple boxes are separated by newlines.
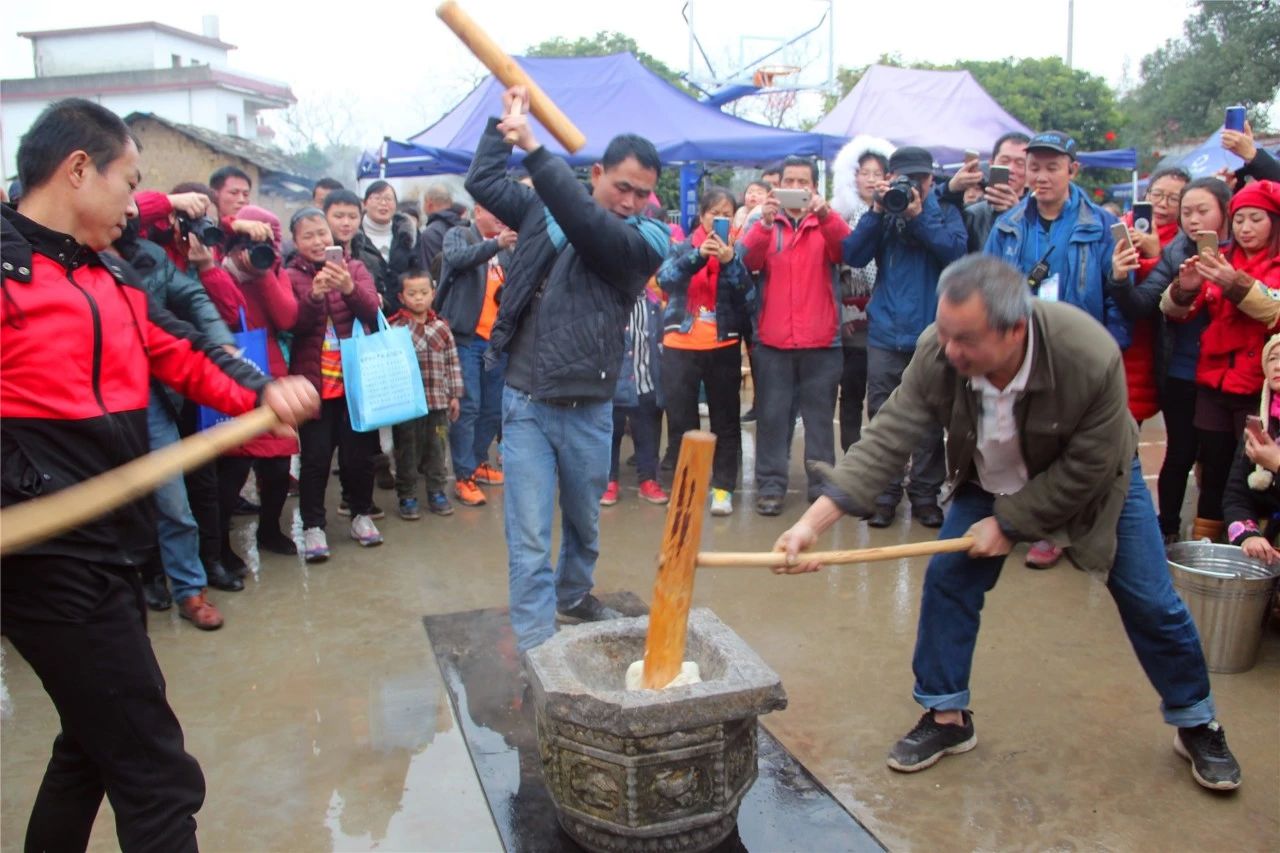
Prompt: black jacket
<box><xmin>436</xmin><ymin>223</ymin><xmax>512</xmax><ymax>338</ymax></box>
<box><xmin>352</xmin><ymin>212</ymin><xmax>420</xmax><ymax>312</ymax></box>
<box><xmin>120</xmin><ymin>237</ymin><xmax>236</xmax><ymax>415</ymax></box>
<box><xmin>1224</xmin><ymin>435</ymin><xmax>1280</xmax><ymax>545</ymax></box>
<box><xmin>465</xmin><ymin>118</ymin><xmax>666</xmax><ymax>401</ymax></box>
<box><xmin>1236</xmin><ymin>147</ymin><xmax>1280</xmax><ymax>184</ymax></box>
<box><xmin>1106</xmin><ymin>230</ymin><xmax>1198</xmax><ymax>404</ymax></box>
<box><xmin>419</xmin><ymin>208</ymin><xmax>465</xmax><ymax>276</ymax></box>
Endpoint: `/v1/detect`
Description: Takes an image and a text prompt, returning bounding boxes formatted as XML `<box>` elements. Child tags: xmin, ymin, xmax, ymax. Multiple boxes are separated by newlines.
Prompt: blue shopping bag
<box><xmin>198</xmin><ymin>307</ymin><xmax>269</xmax><ymax>430</ymax></box>
<box><xmin>340</xmin><ymin>311</ymin><xmax>428</xmax><ymax>432</ymax></box>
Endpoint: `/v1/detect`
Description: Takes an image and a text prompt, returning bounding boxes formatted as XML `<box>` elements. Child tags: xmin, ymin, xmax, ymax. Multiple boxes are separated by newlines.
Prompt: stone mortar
<box><xmin>525</xmin><ymin>608</ymin><xmax>787</xmax><ymax>853</ymax></box>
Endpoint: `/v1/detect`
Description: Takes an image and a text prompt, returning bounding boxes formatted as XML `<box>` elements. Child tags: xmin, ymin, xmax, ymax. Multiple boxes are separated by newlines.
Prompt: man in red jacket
<box><xmin>741</xmin><ymin>155</ymin><xmax>851</xmax><ymax>516</ymax></box>
<box><xmin>1</xmin><ymin>98</ymin><xmax>318</xmax><ymax>853</ymax></box>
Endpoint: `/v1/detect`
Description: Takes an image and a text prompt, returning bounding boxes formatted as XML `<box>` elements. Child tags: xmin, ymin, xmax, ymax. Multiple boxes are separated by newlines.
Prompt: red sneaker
<box><xmin>638</xmin><ymin>479</ymin><xmax>670</xmax><ymax>505</ymax></box>
<box><xmin>600</xmin><ymin>481</ymin><xmax>620</xmax><ymax>506</ymax></box>
<box><xmin>178</xmin><ymin>592</ymin><xmax>224</xmax><ymax>630</ymax></box>
<box><xmin>454</xmin><ymin>477</ymin><xmax>487</xmax><ymax>507</ymax></box>
<box><xmin>1025</xmin><ymin>540</ymin><xmax>1063</xmax><ymax>569</ymax></box>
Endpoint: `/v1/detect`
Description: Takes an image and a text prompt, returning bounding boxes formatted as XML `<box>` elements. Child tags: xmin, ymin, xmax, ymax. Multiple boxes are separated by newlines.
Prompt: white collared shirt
<box><xmin>971</xmin><ymin>323</ymin><xmax>1035</xmax><ymax>495</ymax></box>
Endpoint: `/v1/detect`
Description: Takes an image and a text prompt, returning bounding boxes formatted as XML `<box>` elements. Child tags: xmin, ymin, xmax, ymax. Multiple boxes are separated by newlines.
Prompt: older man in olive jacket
<box><xmin>773</xmin><ymin>255</ymin><xmax>1241</xmax><ymax>792</ymax></box>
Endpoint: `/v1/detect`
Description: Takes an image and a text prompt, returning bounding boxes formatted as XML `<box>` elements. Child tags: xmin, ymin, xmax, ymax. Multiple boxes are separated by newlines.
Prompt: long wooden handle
<box><xmin>0</xmin><ymin>407</ymin><xmax>280</xmax><ymax>557</ymax></box>
<box><xmin>695</xmin><ymin>536</ymin><xmax>976</xmax><ymax>569</ymax></box>
<box><xmin>436</xmin><ymin>1</ymin><xmax>588</xmax><ymax>153</ymax></box>
<box><xmin>643</xmin><ymin>431</ymin><xmax>716</xmax><ymax>689</ymax></box>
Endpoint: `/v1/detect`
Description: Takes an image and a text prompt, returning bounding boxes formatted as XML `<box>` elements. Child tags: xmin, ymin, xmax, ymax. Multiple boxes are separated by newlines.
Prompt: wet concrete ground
<box><xmin>2</xmin><ymin>415</ymin><xmax>1277</xmax><ymax>851</ymax></box>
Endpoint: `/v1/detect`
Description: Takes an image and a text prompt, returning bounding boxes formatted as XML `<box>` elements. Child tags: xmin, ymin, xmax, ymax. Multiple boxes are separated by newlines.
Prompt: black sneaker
<box><xmin>144</xmin><ymin>575</ymin><xmax>172</xmax><ymax>611</ymax></box>
<box><xmin>868</xmin><ymin>504</ymin><xmax>896</xmax><ymax>528</ymax></box>
<box><xmin>556</xmin><ymin>593</ymin><xmax>623</xmax><ymax>624</ymax></box>
<box><xmin>257</xmin><ymin>530</ymin><xmax>298</xmax><ymax>556</ymax></box>
<box><xmin>337</xmin><ymin>501</ymin><xmax>385</xmax><ymax>519</ymax></box>
<box><xmin>887</xmin><ymin>710</ymin><xmax>977</xmax><ymax>772</ymax></box>
<box><xmin>912</xmin><ymin>503</ymin><xmax>944</xmax><ymax>529</ymax></box>
<box><xmin>205</xmin><ymin>561</ymin><xmax>245</xmax><ymax>592</ymax></box>
<box><xmin>755</xmin><ymin>494</ymin><xmax>784</xmax><ymax>516</ymax></box>
<box><xmin>233</xmin><ymin>496</ymin><xmax>261</xmax><ymax>516</ymax></box>
<box><xmin>740</xmin><ymin>406</ymin><xmax>757</xmax><ymax>423</ymax></box>
<box><xmin>1174</xmin><ymin>720</ymin><xmax>1242</xmax><ymax>791</ymax></box>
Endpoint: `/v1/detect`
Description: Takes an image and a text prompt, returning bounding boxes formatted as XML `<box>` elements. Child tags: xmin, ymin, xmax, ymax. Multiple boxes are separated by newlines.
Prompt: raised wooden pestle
<box><xmin>642</xmin><ymin>431</ymin><xmax>716</xmax><ymax>689</ymax></box>
<box><xmin>0</xmin><ymin>407</ymin><xmax>280</xmax><ymax>557</ymax></box>
<box><xmin>436</xmin><ymin>1</ymin><xmax>588</xmax><ymax>153</ymax></box>
<box><xmin>696</xmin><ymin>537</ymin><xmax>976</xmax><ymax>569</ymax></box>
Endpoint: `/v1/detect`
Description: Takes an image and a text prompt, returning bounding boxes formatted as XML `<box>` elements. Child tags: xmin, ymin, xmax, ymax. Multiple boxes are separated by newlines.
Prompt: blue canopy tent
<box><xmin>359</xmin><ymin>53</ymin><xmax>848</xmax><ymax>230</ymax></box>
<box><xmin>361</xmin><ymin>52</ymin><xmax>846</xmax><ymax>172</ymax></box>
<box><xmin>1107</xmin><ymin>130</ymin><xmax>1267</xmax><ymax>201</ymax></box>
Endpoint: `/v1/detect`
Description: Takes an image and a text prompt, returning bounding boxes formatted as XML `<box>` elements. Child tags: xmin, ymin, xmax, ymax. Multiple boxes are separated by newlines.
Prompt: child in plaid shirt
<box><xmin>388</xmin><ymin>272</ymin><xmax>464</xmax><ymax>518</ymax></box>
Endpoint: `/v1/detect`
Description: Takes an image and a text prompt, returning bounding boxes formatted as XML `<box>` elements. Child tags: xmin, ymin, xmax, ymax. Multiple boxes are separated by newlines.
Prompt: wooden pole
<box><xmin>642</xmin><ymin>430</ymin><xmax>716</xmax><ymax>689</ymax></box>
<box><xmin>695</xmin><ymin>536</ymin><xmax>976</xmax><ymax>569</ymax></box>
<box><xmin>0</xmin><ymin>408</ymin><xmax>280</xmax><ymax>557</ymax></box>
<box><xmin>436</xmin><ymin>1</ymin><xmax>588</xmax><ymax>153</ymax></box>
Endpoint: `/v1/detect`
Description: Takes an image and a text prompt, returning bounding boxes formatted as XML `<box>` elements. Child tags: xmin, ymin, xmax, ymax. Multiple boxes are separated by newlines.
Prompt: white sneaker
<box><xmin>302</xmin><ymin>527</ymin><xmax>329</xmax><ymax>563</ymax></box>
<box><xmin>710</xmin><ymin>488</ymin><xmax>733</xmax><ymax>516</ymax></box>
<box><xmin>350</xmin><ymin>515</ymin><xmax>384</xmax><ymax>547</ymax></box>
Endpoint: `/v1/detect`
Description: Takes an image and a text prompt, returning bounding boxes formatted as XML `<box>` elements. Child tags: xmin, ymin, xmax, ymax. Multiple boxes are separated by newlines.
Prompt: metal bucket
<box><xmin>1166</xmin><ymin>542</ymin><xmax>1280</xmax><ymax>673</ymax></box>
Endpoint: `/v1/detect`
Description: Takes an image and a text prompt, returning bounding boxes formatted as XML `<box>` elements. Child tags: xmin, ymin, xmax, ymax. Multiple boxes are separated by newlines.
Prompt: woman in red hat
<box><xmin>1161</xmin><ymin>179</ymin><xmax>1280</xmax><ymax>539</ymax></box>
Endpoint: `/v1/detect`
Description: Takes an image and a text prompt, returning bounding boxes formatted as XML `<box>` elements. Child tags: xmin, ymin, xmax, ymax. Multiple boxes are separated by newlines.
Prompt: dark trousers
<box><xmin>217</xmin><ymin>455</ymin><xmax>290</xmax><ymax>544</ymax></box>
<box><xmin>393</xmin><ymin>410</ymin><xmax>450</xmax><ymax>497</ymax></box>
<box><xmin>839</xmin><ymin>344</ymin><xmax>868</xmax><ymax>452</ymax></box>
<box><xmin>1157</xmin><ymin>377</ymin><xmax>1199</xmax><ymax>535</ymax></box>
<box><xmin>611</xmin><ymin>392</ymin><xmax>662</xmax><ymax>481</ymax></box>
<box><xmin>867</xmin><ymin>345</ymin><xmax>945</xmax><ymax>508</ymax></box>
<box><xmin>299</xmin><ymin>397</ymin><xmax>378</xmax><ymax>529</ymax></box>
<box><xmin>1</xmin><ymin>556</ymin><xmax>204</xmax><ymax>853</ymax></box>
<box><xmin>753</xmin><ymin>345</ymin><xmax>842</xmax><ymax>500</ymax></box>
<box><xmin>662</xmin><ymin>345</ymin><xmax>742</xmax><ymax>491</ymax></box>
<box><xmin>1196</xmin><ymin>430</ymin><xmax>1238</xmax><ymax>521</ymax></box>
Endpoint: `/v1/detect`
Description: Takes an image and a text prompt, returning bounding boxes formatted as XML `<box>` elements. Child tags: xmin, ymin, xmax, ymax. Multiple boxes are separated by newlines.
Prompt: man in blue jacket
<box><xmin>984</xmin><ymin>130</ymin><xmax>1128</xmax><ymax>569</ymax></box>
<box><xmin>843</xmin><ymin>146</ymin><xmax>967</xmax><ymax>528</ymax></box>
<box><xmin>465</xmin><ymin>86</ymin><xmax>669</xmax><ymax>654</ymax></box>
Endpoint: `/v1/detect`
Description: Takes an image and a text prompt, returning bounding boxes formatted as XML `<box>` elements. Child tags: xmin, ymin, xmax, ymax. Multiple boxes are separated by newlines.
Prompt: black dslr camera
<box><xmin>879</xmin><ymin>175</ymin><xmax>921</xmax><ymax>215</ymax></box>
<box><xmin>174</xmin><ymin>213</ymin><xmax>225</xmax><ymax>249</ymax></box>
<box><xmin>225</xmin><ymin>234</ymin><xmax>277</xmax><ymax>271</ymax></box>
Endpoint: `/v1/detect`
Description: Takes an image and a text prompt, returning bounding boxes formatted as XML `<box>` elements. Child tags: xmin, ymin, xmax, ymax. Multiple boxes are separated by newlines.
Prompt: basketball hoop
<box><xmin>751</xmin><ymin>64</ymin><xmax>802</xmax><ymax>89</ymax></box>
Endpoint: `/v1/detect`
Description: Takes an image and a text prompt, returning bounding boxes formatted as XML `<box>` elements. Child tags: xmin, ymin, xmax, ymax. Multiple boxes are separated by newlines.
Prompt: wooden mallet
<box><xmin>0</xmin><ymin>408</ymin><xmax>281</xmax><ymax>558</ymax></box>
<box><xmin>640</xmin><ymin>429</ymin><xmax>974</xmax><ymax>688</ymax></box>
<box><xmin>436</xmin><ymin>1</ymin><xmax>587</xmax><ymax>153</ymax></box>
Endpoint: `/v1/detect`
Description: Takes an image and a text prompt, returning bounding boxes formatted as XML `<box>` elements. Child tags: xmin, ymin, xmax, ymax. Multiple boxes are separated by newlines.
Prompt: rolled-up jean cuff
<box><xmin>913</xmin><ymin>687</ymin><xmax>970</xmax><ymax>712</ymax></box>
<box><xmin>820</xmin><ymin>483</ymin><xmax>863</xmax><ymax>517</ymax></box>
<box><xmin>1161</xmin><ymin>693</ymin><xmax>1215</xmax><ymax>728</ymax></box>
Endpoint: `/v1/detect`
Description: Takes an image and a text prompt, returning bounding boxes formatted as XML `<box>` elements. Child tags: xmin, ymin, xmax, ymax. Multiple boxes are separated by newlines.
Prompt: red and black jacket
<box><xmin>1</xmin><ymin>205</ymin><xmax>269</xmax><ymax>566</ymax></box>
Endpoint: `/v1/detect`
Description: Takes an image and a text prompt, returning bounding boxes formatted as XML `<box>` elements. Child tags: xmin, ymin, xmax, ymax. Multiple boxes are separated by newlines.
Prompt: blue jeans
<box><xmin>146</xmin><ymin>397</ymin><xmax>207</xmax><ymax>603</ymax></box>
<box><xmin>912</xmin><ymin>458</ymin><xmax>1214</xmax><ymax>727</ymax></box>
<box><xmin>501</xmin><ymin>386</ymin><xmax>612</xmax><ymax>652</ymax></box>
<box><xmin>450</xmin><ymin>337</ymin><xmax>507</xmax><ymax>480</ymax></box>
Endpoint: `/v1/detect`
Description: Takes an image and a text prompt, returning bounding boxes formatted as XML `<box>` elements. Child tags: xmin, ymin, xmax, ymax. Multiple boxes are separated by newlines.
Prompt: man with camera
<box><xmin>944</xmin><ymin>132</ymin><xmax>1031</xmax><ymax>252</ymax></box>
<box><xmin>843</xmin><ymin>146</ymin><xmax>967</xmax><ymax>528</ymax></box>
<box><xmin>984</xmin><ymin>131</ymin><xmax>1126</xmax><ymax>569</ymax></box>
<box><xmin>741</xmin><ymin>156</ymin><xmax>852</xmax><ymax>516</ymax></box>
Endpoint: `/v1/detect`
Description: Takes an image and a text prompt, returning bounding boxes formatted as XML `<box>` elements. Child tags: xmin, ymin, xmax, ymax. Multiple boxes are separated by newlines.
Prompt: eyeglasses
<box><xmin>1147</xmin><ymin>191</ymin><xmax>1181</xmax><ymax>204</ymax></box>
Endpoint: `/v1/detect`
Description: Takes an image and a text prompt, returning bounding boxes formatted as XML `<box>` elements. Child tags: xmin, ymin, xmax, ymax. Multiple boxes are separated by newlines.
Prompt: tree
<box><xmin>526</xmin><ymin>31</ymin><xmax>692</xmax><ymax>94</ymax></box>
<box><xmin>1121</xmin><ymin>0</ymin><xmax>1280</xmax><ymax>148</ymax></box>
<box><xmin>820</xmin><ymin>55</ymin><xmax>1124</xmax><ymax>152</ymax></box>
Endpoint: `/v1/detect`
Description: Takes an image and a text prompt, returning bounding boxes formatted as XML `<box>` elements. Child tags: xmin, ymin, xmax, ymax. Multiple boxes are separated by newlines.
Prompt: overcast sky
<box><xmin>3</xmin><ymin>0</ymin><xmax>1195</xmax><ymax>148</ymax></box>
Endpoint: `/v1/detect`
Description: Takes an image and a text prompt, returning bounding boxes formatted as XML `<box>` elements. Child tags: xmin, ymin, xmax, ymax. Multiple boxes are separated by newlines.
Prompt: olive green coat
<box><xmin>814</xmin><ymin>300</ymin><xmax>1139</xmax><ymax>578</ymax></box>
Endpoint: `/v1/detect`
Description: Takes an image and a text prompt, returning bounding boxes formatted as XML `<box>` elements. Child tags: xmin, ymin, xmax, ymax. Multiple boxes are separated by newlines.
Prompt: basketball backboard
<box><xmin>682</xmin><ymin>0</ymin><xmax>834</xmax><ymax>93</ymax></box>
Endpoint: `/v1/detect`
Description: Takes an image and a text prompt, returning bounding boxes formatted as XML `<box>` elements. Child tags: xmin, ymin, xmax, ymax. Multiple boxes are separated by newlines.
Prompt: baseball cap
<box><xmin>888</xmin><ymin>146</ymin><xmax>936</xmax><ymax>177</ymax></box>
<box><xmin>1026</xmin><ymin>131</ymin><xmax>1078</xmax><ymax>160</ymax></box>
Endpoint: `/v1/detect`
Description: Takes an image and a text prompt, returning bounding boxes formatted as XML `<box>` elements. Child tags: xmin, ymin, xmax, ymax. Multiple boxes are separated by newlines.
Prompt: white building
<box><xmin>1</xmin><ymin>18</ymin><xmax>295</xmax><ymax>178</ymax></box>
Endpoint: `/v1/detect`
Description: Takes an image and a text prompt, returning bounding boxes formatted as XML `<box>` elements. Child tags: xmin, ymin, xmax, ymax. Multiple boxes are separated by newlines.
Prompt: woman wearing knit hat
<box><xmin>1162</xmin><ymin>180</ymin><xmax>1280</xmax><ymax>540</ymax></box>
<box><xmin>1223</xmin><ymin>334</ymin><xmax>1280</xmax><ymax>562</ymax></box>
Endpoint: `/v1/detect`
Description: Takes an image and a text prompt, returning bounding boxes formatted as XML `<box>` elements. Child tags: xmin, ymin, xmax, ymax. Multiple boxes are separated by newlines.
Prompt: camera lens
<box><xmin>199</xmin><ymin>223</ymin><xmax>225</xmax><ymax>249</ymax></box>
<box><xmin>248</xmin><ymin>243</ymin><xmax>276</xmax><ymax>271</ymax></box>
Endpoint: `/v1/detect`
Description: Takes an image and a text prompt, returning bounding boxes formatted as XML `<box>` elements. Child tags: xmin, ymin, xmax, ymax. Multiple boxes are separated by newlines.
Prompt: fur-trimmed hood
<box><xmin>832</xmin><ymin>134</ymin><xmax>896</xmax><ymax>220</ymax></box>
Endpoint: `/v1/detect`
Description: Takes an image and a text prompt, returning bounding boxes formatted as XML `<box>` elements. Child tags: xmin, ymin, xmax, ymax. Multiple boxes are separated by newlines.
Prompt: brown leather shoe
<box><xmin>178</xmin><ymin>592</ymin><xmax>224</xmax><ymax>630</ymax></box>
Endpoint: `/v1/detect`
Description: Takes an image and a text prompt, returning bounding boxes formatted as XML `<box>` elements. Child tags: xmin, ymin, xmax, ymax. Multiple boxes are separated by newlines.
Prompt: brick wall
<box><xmin>128</xmin><ymin>117</ymin><xmax>298</xmax><ymax>221</ymax></box>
